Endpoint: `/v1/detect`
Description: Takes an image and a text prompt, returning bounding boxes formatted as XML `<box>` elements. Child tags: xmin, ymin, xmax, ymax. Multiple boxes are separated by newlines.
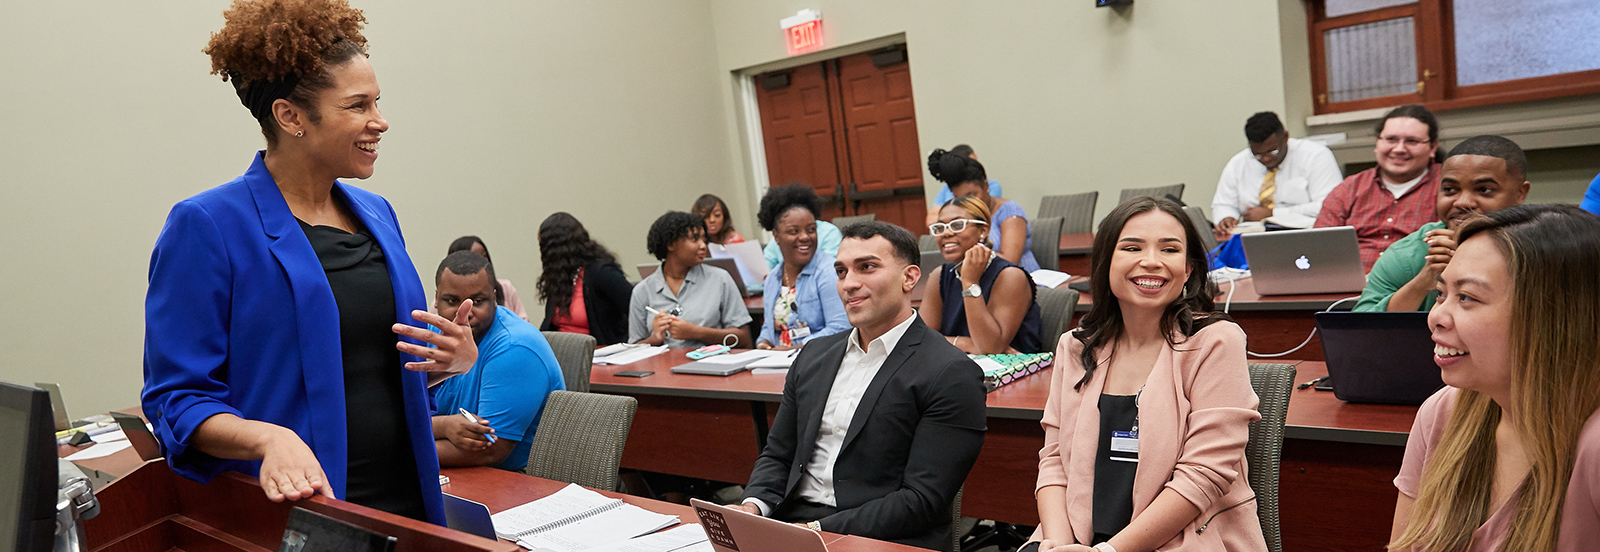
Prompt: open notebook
<box><xmin>490</xmin><ymin>483</ymin><xmax>679</xmax><ymax>551</ymax></box>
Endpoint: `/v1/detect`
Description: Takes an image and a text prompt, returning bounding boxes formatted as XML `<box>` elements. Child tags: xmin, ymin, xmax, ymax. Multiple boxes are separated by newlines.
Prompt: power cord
<box><xmin>1238</xmin><ymin>283</ymin><xmax>1360</xmax><ymax>358</ymax></box>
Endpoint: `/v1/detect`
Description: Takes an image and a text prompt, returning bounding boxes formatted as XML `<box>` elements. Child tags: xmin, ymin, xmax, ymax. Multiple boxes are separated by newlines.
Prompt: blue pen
<box><xmin>458</xmin><ymin>408</ymin><xmax>497</xmax><ymax>443</ymax></box>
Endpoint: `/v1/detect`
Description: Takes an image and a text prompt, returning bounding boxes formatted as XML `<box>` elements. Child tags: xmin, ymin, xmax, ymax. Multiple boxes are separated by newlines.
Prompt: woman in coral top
<box><xmin>1389</xmin><ymin>205</ymin><xmax>1600</xmax><ymax>552</ymax></box>
<box><xmin>1029</xmin><ymin>197</ymin><xmax>1265</xmax><ymax>552</ymax></box>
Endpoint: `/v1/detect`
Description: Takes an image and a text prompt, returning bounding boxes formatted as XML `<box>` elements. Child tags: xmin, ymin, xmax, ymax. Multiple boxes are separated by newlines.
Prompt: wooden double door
<box><xmin>755</xmin><ymin>47</ymin><xmax>928</xmax><ymax>232</ymax></box>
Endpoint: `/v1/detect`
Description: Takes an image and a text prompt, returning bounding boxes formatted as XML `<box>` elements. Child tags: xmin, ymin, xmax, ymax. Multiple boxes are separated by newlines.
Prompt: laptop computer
<box><xmin>1241</xmin><ymin>226</ymin><xmax>1366</xmax><ymax>295</ymax></box>
<box><xmin>691</xmin><ymin>499</ymin><xmax>829</xmax><ymax>552</ymax></box>
<box><xmin>637</xmin><ymin>259</ymin><xmax>753</xmax><ymax>297</ymax></box>
<box><xmin>441</xmin><ymin>493</ymin><xmax>498</xmax><ymax>541</ymax></box>
<box><xmin>670</xmin><ymin>350</ymin><xmax>772</xmax><ymax>376</ymax></box>
<box><xmin>1314</xmin><ymin>311</ymin><xmax>1445</xmax><ymax>405</ymax></box>
<box><xmin>34</xmin><ymin>382</ymin><xmax>87</xmax><ymax>431</ymax></box>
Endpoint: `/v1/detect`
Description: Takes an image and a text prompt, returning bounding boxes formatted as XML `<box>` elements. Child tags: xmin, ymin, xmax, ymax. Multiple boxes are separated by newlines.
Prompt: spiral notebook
<box><xmin>490</xmin><ymin>483</ymin><xmax>679</xmax><ymax>551</ymax></box>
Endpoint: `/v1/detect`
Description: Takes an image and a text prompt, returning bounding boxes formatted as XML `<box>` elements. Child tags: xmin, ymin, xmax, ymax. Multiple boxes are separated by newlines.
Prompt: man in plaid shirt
<box><xmin>1314</xmin><ymin>105</ymin><xmax>1443</xmax><ymax>271</ymax></box>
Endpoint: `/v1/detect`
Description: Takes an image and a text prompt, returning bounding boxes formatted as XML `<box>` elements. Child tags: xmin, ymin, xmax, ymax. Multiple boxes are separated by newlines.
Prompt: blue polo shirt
<box><xmin>432</xmin><ymin>306</ymin><xmax>565</xmax><ymax>471</ymax></box>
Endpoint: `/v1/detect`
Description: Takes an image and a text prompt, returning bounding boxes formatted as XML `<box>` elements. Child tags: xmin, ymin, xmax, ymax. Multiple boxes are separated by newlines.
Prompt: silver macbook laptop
<box><xmin>1241</xmin><ymin>226</ymin><xmax>1366</xmax><ymax>295</ymax></box>
<box><xmin>691</xmin><ymin>499</ymin><xmax>829</xmax><ymax>552</ymax></box>
<box><xmin>637</xmin><ymin>259</ymin><xmax>753</xmax><ymax>297</ymax></box>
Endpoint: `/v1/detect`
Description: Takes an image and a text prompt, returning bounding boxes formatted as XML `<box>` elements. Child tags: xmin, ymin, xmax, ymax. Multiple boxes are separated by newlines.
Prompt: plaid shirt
<box><xmin>1314</xmin><ymin>164</ymin><xmax>1441</xmax><ymax>271</ymax></box>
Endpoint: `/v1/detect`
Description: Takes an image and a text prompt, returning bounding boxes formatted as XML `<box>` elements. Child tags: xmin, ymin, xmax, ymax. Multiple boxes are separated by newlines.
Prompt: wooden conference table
<box><xmin>594</xmin><ymin>352</ymin><xmax>1418</xmax><ymax>552</ymax></box>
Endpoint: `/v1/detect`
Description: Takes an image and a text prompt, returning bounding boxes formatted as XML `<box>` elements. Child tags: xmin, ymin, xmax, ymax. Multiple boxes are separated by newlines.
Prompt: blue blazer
<box><xmin>758</xmin><ymin>252</ymin><xmax>851</xmax><ymax>346</ymax></box>
<box><xmin>141</xmin><ymin>152</ymin><xmax>444</xmax><ymax>524</ymax></box>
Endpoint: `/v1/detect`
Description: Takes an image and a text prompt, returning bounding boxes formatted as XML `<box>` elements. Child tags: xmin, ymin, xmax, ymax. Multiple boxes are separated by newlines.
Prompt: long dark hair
<box><xmin>1070</xmin><ymin>197</ymin><xmax>1228</xmax><ymax>390</ymax></box>
<box><xmin>691</xmin><ymin>194</ymin><xmax>737</xmax><ymax>244</ymax></box>
<box><xmin>447</xmin><ymin>235</ymin><xmax>505</xmax><ymax>307</ymax></box>
<box><xmin>537</xmin><ymin>213</ymin><xmax>618</xmax><ymax>314</ymax></box>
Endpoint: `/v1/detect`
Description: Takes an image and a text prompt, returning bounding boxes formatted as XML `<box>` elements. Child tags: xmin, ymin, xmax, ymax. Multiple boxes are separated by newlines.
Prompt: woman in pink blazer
<box><xmin>1029</xmin><ymin>197</ymin><xmax>1266</xmax><ymax>552</ymax></box>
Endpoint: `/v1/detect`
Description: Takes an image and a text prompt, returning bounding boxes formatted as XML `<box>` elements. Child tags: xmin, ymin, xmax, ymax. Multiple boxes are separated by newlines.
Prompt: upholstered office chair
<box><xmin>1182</xmin><ymin>205</ymin><xmax>1220</xmax><ymax>253</ymax></box>
<box><xmin>951</xmin><ymin>486</ymin><xmax>964</xmax><ymax>552</ymax></box>
<box><xmin>1035</xmin><ymin>286</ymin><xmax>1081</xmax><ymax>352</ymax></box>
<box><xmin>919</xmin><ymin>234</ymin><xmax>938</xmax><ymax>253</ymax></box>
<box><xmin>831</xmin><ymin>214</ymin><xmax>877</xmax><ymax>228</ymax></box>
<box><xmin>1038</xmin><ymin>191</ymin><xmax>1098</xmax><ymax>235</ymax></box>
<box><xmin>523</xmin><ymin>391</ymin><xmax>638</xmax><ymax>492</ymax></box>
<box><xmin>541</xmin><ymin>331</ymin><xmax>595</xmax><ymax>393</ymax></box>
<box><xmin>1118</xmin><ymin>183</ymin><xmax>1186</xmax><ymax>205</ymax></box>
<box><xmin>1030</xmin><ymin>216</ymin><xmax>1064</xmax><ymax>272</ymax></box>
<box><xmin>1246</xmin><ymin>362</ymin><xmax>1296</xmax><ymax>552</ymax></box>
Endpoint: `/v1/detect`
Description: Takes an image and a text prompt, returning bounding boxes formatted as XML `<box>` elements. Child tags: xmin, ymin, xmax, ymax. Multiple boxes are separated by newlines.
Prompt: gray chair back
<box><xmin>523</xmin><ymin>391</ymin><xmax>638</xmax><ymax>492</ymax></box>
<box><xmin>1183</xmin><ymin>205</ymin><xmax>1219</xmax><ymax>253</ymax></box>
<box><xmin>919</xmin><ymin>234</ymin><xmax>938</xmax><ymax>253</ymax></box>
<box><xmin>1038</xmin><ymin>192</ymin><xmax>1098</xmax><ymax>235</ymax></box>
<box><xmin>1035</xmin><ymin>287</ymin><xmax>1080</xmax><ymax>352</ymax></box>
<box><xmin>1119</xmin><ymin>183</ymin><xmax>1186</xmax><ymax>204</ymax></box>
<box><xmin>541</xmin><ymin>331</ymin><xmax>596</xmax><ymax>393</ymax></box>
<box><xmin>1030</xmin><ymin>217</ymin><xmax>1064</xmax><ymax>271</ymax></box>
<box><xmin>831</xmin><ymin>214</ymin><xmax>877</xmax><ymax>228</ymax></box>
<box><xmin>1246</xmin><ymin>362</ymin><xmax>1296</xmax><ymax>552</ymax></box>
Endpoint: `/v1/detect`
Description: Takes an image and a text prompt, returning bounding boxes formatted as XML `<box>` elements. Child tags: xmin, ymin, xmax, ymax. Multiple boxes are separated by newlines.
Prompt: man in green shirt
<box><xmin>1355</xmin><ymin>135</ymin><xmax>1530</xmax><ymax>312</ymax></box>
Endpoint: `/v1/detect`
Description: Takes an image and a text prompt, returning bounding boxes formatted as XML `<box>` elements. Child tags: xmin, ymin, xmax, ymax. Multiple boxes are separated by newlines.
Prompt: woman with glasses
<box><xmin>752</xmin><ymin>184</ymin><xmax>850</xmax><ymax>350</ymax></box>
<box><xmin>928</xmin><ymin>148</ymin><xmax>1040</xmax><ymax>272</ymax></box>
<box><xmin>628</xmin><ymin>211</ymin><xmax>752</xmax><ymax>348</ymax></box>
<box><xmin>918</xmin><ymin>195</ymin><xmax>1042</xmax><ymax>355</ymax></box>
<box><xmin>1388</xmin><ymin>205</ymin><xmax>1600</xmax><ymax>551</ymax></box>
<box><xmin>1028</xmin><ymin>197</ymin><xmax>1264</xmax><ymax>552</ymax></box>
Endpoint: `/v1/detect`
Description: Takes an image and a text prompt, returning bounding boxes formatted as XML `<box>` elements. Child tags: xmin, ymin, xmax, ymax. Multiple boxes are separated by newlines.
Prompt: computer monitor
<box><xmin>0</xmin><ymin>381</ymin><xmax>57</xmax><ymax>552</ymax></box>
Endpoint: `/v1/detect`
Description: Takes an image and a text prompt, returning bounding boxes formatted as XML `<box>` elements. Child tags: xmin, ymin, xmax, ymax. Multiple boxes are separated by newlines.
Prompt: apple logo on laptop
<box><xmin>1295</xmin><ymin>255</ymin><xmax>1311</xmax><ymax>270</ymax></box>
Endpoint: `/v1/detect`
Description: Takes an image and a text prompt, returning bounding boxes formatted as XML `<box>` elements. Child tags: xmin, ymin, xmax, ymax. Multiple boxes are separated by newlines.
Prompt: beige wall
<box><xmin>0</xmin><ymin>1</ymin><xmax>735</xmax><ymax>417</ymax></box>
<box><xmin>707</xmin><ymin>0</ymin><xmax>1309</xmax><ymax>227</ymax></box>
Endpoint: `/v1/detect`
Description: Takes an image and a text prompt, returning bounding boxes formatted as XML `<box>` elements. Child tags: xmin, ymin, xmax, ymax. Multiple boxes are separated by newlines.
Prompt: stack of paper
<box><xmin>492</xmin><ymin>484</ymin><xmax>680</xmax><ymax>551</ymax></box>
<box><xmin>596</xmin><ymin>345</ymin><xmax>669</xmax><ymax>365</ymax></box>
<box><xmin>1029</xmin><ymin>269</ymin><xmax>1072</xmax><ymax>289</ymax></box>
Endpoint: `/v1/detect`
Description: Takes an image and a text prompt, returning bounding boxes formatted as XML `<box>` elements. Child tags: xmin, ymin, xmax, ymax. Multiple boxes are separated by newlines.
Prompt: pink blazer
<box><xmin>1032</xmin><ymin>321</ymin><xmax>1266</xmax><ymax>550</ymax></box>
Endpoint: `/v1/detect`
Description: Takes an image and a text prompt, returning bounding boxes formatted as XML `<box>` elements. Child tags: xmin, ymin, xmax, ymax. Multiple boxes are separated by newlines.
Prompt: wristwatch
<box><xmin>806</xmin><ymin>520</ymin><xmax>822</xmax><ymax>532</ymax></box>
<box><xmin>962</xmin><ymin>283</ymin><xmax>982</xmax><ymax>298</ymax></box>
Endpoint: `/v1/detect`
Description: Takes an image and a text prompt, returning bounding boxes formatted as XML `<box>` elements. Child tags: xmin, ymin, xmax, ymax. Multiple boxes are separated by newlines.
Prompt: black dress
<box><xmin>1092</xmin><ymin>393</ymin><xmax>1140</xmax><ymax>543</ymax></box>
<box><xmin>299</xmin><ymin>219</ymin><xmax>425</xmax><ymax>520</ymax></box>
<box><xmin>937</xmin><ymin>256</ymin><xmax>1044</xmax><ymax>353</ymax></box>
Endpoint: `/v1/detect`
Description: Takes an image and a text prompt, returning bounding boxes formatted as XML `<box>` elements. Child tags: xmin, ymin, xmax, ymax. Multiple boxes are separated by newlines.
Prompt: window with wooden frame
<box><xmin>1309</xmin><ymin>0</ymin><xmax>1600</xmax><ymax>115</ymax></box>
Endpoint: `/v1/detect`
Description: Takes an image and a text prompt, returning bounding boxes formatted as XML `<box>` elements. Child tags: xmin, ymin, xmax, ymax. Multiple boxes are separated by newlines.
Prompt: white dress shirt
<box><xmin>1211</xmin><ymin>137</ymin><xmax>1344</xmax><ymax>227</ymax></box>
<box><xmin>745</xmin><ymin>311</ymin><xmax>918</xmax><ymax>515</ymax></box>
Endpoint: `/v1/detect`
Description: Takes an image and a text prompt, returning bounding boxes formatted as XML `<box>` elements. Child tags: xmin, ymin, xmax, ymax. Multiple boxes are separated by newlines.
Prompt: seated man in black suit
<box><xmin>731</xmin><ymin>220</ymin><xmax>987</xmax><ymax>550</ymax></box>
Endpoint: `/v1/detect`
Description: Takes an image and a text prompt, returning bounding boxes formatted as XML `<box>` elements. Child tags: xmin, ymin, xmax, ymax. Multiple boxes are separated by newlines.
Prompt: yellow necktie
<box><xmin>1259</xmin><ymin>169</ymin><xmax>1276</xmax><ymax>210</ymax></box>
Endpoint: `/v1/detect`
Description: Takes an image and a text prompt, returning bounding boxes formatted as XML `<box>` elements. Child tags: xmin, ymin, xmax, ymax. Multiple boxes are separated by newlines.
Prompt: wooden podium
<box><xmin>83</xmin><ymin>461</ymin><xmax>517</xmax><ymax>552</ymax></box>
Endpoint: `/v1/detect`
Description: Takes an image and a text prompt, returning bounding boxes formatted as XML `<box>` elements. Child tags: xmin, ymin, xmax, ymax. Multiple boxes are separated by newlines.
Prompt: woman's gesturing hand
<box><xmin>393</xmin><ymin>300</ymin><xmax>479</xmax><ymax>376</ymax></box>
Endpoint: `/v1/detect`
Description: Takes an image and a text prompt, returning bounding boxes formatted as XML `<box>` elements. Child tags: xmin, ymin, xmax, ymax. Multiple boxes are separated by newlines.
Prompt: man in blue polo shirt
<box><xmin>430</xmin><ymin>251</ymin><xmax>565</xmax><ymax>471</ymax></box>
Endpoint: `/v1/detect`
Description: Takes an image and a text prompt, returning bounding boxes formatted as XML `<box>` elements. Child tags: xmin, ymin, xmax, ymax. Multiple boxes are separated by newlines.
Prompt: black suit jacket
<box><xmin>540</xmin><ymin>260</ymin><xmax>633</xmax><ymax>346</ymax></box>
<box><xmin>743</xmin><ymin>315</ymin><xmax>987</xmax><ymax>550</ymax></box>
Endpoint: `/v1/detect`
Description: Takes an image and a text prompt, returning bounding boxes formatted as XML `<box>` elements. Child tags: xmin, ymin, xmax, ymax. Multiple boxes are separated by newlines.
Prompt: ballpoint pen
<box><xmin>457</xmin><ymin>408</ymin><xmax>497</xmax><ymax>443</ymax></box>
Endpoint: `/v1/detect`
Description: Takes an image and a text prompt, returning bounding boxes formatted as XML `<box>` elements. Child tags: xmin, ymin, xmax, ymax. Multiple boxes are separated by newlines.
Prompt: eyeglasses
<box><xmin>1378</xmin><ymin>135</ymin><xmax>1431</xmax><ymax>148</ymax></box>
<box><xmin>929</xmin><ymin>219</ymin><xmax>987</xmax><ymax>235</ymax></box>
<box><xmin>1253</xmin><ymin>147</ymin><xmax>1282</xmax><ymax>162</ymax></box>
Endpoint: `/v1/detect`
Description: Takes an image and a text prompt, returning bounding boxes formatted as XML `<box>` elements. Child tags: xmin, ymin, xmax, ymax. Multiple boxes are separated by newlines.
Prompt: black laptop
<box><xmin>1313</xmin><ymin>311</ymin><xmax>1445</xmax><ymax>405</ymax></box>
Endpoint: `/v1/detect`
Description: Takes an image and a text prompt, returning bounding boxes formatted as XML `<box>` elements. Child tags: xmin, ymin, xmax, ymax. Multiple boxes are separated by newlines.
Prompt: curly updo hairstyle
<box><xmin>757</xmin><ymin>183</ymin><xmax>823</xmax><ymax>232</ymax></box>
<box><xmin>537</xmin><ymin>213</ymin><xmax>619</xmax><ymax>315</ymax></box>
<box><xmin>203</xmin><ymin>0</ymin><xmax>370</xmax><ymax>147</ymax></box>
<box><xmin>927</xmin><ymin>148</ymin><xmax>987</xmax><ymax>188</ymax></box>
<box><xmin>646</xmin><ymin>211</ymin><xmax>707</xmax><ymax>261</ymax></box>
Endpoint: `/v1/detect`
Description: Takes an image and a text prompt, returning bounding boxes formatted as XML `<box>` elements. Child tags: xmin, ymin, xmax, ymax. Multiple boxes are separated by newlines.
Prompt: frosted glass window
<box><xmin>1454</xmin><ymin>0</ymin><xmax>1600</xmax><ymax>86</ymax></box>
<box><xmin>1325</xmin><ymin>0</ymin><xmax>1413</xmax><ymax>18</ymax></box>
<box><xmin>1325</xmin><ymin>18</ymin><xmax>1418</xmax><ymax>103</ymax></box>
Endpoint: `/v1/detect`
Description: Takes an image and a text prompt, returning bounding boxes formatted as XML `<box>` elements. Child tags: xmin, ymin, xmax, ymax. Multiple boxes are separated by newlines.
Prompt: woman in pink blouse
<box><xmin>1030</xmin><ymin>197</ymin><xmax>1265</xmax><ymax>552</ymax></box>
<box><xmin>1389</xmin><ymin>204</ymin><xmax>1600</xmax><ymax>552</ymax></box>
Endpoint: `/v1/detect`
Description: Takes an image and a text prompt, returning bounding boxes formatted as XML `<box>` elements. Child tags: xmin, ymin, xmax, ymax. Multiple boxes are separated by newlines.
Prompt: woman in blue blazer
<box><xmin>753</xmin><ymin>184</ymin><xmax>851</xmax><ymax>349</ymax></box>
<box><xmin>142</xmin><ymin>3</ymin><xmax>475</xmax><ymax>524</ymax></box>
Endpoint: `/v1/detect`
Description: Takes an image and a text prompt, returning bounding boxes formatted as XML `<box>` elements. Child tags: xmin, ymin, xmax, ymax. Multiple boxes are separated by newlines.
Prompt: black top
<box><xmin>937</xmin><ymin>256</ymin><xmax>1043</xmax><ymax>353</ymax></box>
<box><xmin>540</xmin><ymin>260</ymin><xmax>634</xmax><ymax>346</ymax></box>
<box><xmin>1092</xmin><ymin>393</ymin><xmax>1139</xmax><ymax>538</ymax></box>
<box><xmin>299</xmin><ymin>219</ymin><xmax>425</xmax><ymax>521</ymax></box>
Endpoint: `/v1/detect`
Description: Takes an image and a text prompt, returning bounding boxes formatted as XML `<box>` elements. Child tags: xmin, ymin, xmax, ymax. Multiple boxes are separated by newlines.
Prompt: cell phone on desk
<box><xmin>615</xmin><ymin>370</ymin><xmax>654</xmax><ymax>378</ymax></box>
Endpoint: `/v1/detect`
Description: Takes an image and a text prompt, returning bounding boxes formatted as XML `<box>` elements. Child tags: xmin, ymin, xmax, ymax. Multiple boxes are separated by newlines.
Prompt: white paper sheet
<box><xmin>65</xmin><ymin>441</ymin><xmax>132</xmax><ymax>461</ymax></box>
<box><xmin>596</xmin><ymin>346</ymin><xmax>669</xmax><ymax>365</ymax></box>
<box><xmin>1029</xmin><ymin>269</ymin><xmax>1072</xmax><ymax>289</ymax></box>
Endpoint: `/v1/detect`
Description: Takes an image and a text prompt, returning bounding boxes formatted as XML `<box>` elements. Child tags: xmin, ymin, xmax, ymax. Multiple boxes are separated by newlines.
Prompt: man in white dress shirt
<box><xmin>1210</xmin><ymin>111</ymin><xmax>1343</xmax><ymax>241</ymax></box>
<box><xmin>733</xmin><ymin>220</ymin><xmax>986</xmax><ymax>551</ymax></box>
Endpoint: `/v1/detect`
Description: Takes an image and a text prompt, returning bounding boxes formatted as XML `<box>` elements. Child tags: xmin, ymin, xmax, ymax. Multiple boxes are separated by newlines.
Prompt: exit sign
<box><xmin>781</xmin><ymin>9</ymin><xmax>823</xmax><ymax>55</ymax></box>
